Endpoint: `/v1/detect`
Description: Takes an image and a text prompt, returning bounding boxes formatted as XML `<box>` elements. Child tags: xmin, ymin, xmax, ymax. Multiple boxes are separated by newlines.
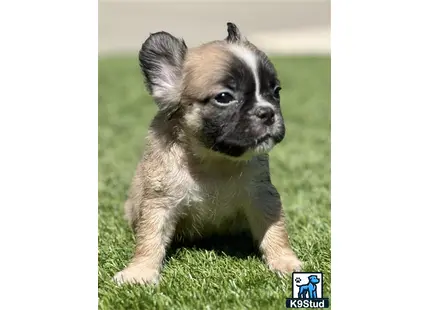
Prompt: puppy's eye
<box><xmin>214</xmin><ymin>92</ymin><xmax>235</xmax><ymax>105</ymax></box>
<box><xmin>273</xmin><ymin>86</ymin><xmax>282</xmax><ymax>99</ymax></box>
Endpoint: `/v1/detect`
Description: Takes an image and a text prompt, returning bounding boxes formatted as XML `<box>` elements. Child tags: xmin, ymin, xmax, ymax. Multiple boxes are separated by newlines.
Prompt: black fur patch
<box><xmin>225</xmin><ymin>22</ymin><xmax>243</xmax><ymax>43</ymax></box>
<box><xmin>200</xmin><ymin>50</ymin><xmax>283</xmax><ymax>157</ymax></box>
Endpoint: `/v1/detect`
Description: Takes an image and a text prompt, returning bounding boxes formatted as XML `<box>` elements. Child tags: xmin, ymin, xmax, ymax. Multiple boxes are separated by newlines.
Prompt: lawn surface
<box><xmin>98</xmin><ymin>56</ymin><xmax>331</xmax><ymax>309</ymax></box>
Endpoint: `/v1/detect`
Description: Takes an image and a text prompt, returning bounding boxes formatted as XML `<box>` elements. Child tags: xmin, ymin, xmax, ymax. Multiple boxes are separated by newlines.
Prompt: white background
<box><xmin>1</xmin><ymin>1</ymin><xmax>430</xmax><ymax>310</ymax></box>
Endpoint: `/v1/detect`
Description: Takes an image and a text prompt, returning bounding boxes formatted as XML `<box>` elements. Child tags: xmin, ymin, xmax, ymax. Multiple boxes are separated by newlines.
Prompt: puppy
<box><xmin>113</xmin><ymin>22</ymin><xmax>302</xmax><ymax>285</ymax></box>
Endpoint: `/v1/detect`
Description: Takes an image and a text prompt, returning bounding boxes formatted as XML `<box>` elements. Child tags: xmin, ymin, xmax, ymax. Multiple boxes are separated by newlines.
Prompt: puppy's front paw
<box><xmin>113</xmin><ymin>265</ymin><xmax>159</xmax><ymax>285</ymax></box>
<box><xmin>267</xmin><ymin>254</ymin><xmax>302</xmax><ymax>275</ymax></box>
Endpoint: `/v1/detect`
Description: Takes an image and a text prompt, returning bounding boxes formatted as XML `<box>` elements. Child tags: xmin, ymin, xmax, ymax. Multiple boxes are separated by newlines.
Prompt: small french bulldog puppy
<box><xmin>114</xmin><ymin>22</ymin><xmax>302</xmax><ymax>285</ymax></box>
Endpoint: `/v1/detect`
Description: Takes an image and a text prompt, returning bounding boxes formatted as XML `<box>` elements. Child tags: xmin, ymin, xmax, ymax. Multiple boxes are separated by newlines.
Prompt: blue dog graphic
<box><xmin>297</xmin><ymin>275</ymin><xmax>320</xmax><ymax>299</ymax></box>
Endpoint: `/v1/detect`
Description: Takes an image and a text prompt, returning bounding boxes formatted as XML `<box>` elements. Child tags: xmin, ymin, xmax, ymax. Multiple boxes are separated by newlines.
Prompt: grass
<box><xmin>98</xmin><ymin>56</ymin><xmax>331</xmax><ymax>309</ymax></box>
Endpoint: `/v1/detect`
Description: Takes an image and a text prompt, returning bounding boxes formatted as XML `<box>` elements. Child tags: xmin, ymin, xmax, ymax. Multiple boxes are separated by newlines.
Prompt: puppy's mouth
<box><xmin>255</xmin><ymin>130</ymin><xmax>284</xmax><ymax>145</ymax></box>
<box><xmin>254</xmin><ymin>134</ymin><xmax>271</xmax><ymax>145</ymax></box>
<box><xmin>251</xmin><ymin>134</ymin><xmax>276</xmax><ymax>154</ymax></box>
<box><xmin>207</xmin><ymin>125</ymin><xmax>285</xmax><ymax>158</ymax></box>
<box><xmin>210</xmin><ymin>135</ymin><xmax>273</xmax><ymax>158</ymax></box>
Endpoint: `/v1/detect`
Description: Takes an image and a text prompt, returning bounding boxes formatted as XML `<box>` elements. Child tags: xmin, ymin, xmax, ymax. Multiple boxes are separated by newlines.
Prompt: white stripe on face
<box><xmin>228</xmin><ymin>45</ymin><xmax>266</xmax><ymax>104</ymax></box>
<box><xmin>229</xmin><ymin>44</ymin><xmax>262</xmax><ymax>102</ymax></box>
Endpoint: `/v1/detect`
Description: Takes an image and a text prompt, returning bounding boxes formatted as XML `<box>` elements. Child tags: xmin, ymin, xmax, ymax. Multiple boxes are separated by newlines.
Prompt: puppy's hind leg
<box><xmin>114</xmin><ymin>198</ymin><xmax>178</xmax><ymax>285</ymax></box>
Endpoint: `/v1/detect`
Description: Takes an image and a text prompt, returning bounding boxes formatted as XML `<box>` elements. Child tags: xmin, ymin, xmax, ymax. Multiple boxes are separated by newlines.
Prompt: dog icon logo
<box><xmin>286</xmin><ymin>272</ymin><xmax>329</xmax><ymax>308</ymax></box>
<box><xmin>296</xmin><ymin>275</ymin><xmax>320</xmax><ymax>298</ymax></box>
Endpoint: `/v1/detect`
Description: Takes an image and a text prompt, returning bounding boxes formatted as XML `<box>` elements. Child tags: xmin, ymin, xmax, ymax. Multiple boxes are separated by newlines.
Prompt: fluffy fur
<box><xmin>113</xmin><ymin>22</ymin><xmax>302</xmax><ymax>285</ymax></box>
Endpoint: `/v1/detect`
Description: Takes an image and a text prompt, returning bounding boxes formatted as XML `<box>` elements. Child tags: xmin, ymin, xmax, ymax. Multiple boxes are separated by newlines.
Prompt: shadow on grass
<box><xmin>166</xmin><ymin>232</ymin><xmax>260</xmax><ymax>260</ymax></box>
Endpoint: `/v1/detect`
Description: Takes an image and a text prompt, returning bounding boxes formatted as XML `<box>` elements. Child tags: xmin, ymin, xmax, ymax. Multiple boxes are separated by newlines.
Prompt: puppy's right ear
<box><xmin>139</xmin><ymin>31</ymin><xmax>187</xmax><ymax>110</ymax></box>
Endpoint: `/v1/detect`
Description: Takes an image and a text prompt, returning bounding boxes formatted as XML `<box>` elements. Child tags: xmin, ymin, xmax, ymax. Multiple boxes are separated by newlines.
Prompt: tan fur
<box><xmin>113</xmin><ymin>40</ymin><xmax>301</xmax><ymax>286</ymax></box>
<box><xmin>182</xmin><ymin>42</ymin><xmax>231</xmax><ymax>102</ymax></box>
<box><xmin>114</xmin><ymin>117</ymin><xmax>301</xmax><ymax>284</ymax></box>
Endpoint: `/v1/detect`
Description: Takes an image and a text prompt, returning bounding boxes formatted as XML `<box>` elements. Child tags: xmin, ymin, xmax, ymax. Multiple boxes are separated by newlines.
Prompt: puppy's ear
<box><xmin>225</xmin><ymin>22</ymin><xmax>245</xmax><ymax>43</ymax></box>
<box><xmin>139</xmin><ymin>31</ymin><xmax>187</xmax><ymax>110</ymax></box>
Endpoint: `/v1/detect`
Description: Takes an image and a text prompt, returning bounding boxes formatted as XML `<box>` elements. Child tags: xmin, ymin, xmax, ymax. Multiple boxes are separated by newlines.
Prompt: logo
<box><xmin>286</xmin><ymin>272</ymin><xmax>329</xmax><ymax>308</ymax></box>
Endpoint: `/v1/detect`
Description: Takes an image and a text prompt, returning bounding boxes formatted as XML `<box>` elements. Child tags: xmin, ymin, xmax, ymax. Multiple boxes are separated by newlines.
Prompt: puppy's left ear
<box><xmin>225</xmin><ymin>22</ymin><xmax>245</xmax><ymax>43</ymax></box>
<box><xmin>139</xmin><ymin>31</ymin><xmax>188</xmax><ymax>110</ymax></box>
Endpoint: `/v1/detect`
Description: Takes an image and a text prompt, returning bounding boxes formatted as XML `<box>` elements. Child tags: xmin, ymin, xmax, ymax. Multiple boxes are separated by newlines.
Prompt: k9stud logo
<box><xmin>286</xmin><ymin>272</ymin><xmax>329</xmax><ymax>308</ymax></box>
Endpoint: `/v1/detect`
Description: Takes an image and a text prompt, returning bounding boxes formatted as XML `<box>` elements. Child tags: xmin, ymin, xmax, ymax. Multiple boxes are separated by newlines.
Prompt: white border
<box><xmin>0</xmin><ymin>1</ymin><xmax>97</xmax><ymax>309</ymax></box>
<box><xmin>1</xmin><ymin>1</ymin><xmax>430</xmax><ymax>310</ymax></box>
<box><xmin>332</xmin><ymin>0</ymin><xmax>430</xmax><ymax>309</ymax></box>
<box><xmin>99</xmin><ymin>0</ymin><xmax>329</xmax><ymax>2</ymax></box>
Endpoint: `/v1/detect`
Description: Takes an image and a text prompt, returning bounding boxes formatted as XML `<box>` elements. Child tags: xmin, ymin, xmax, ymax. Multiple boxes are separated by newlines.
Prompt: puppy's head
<box><xmin>140</xmin><ymin>22</ymin><xmax>285</xmax><ymax>160</ymax></box>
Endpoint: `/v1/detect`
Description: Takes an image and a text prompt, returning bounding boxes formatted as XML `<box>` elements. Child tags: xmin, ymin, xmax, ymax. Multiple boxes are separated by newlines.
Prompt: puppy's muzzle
<box><xmin>255</xmin><ymin>106</ymin><xmax>275</xmax><ymax>126</ymax></box>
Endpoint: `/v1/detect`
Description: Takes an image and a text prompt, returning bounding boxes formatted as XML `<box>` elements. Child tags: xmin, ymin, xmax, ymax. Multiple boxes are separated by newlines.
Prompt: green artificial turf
<box><xmin>98</xmin><ymin>56</ymin><xmax>331</xmax><ymax>310</ymax></box>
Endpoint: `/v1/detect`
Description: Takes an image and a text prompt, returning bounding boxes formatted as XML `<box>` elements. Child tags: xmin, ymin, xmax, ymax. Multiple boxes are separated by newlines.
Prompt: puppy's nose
<box><xmin>255</xmin><ymin>106</ymin><xmax>275</xmax><ymax>125</ymax></box>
